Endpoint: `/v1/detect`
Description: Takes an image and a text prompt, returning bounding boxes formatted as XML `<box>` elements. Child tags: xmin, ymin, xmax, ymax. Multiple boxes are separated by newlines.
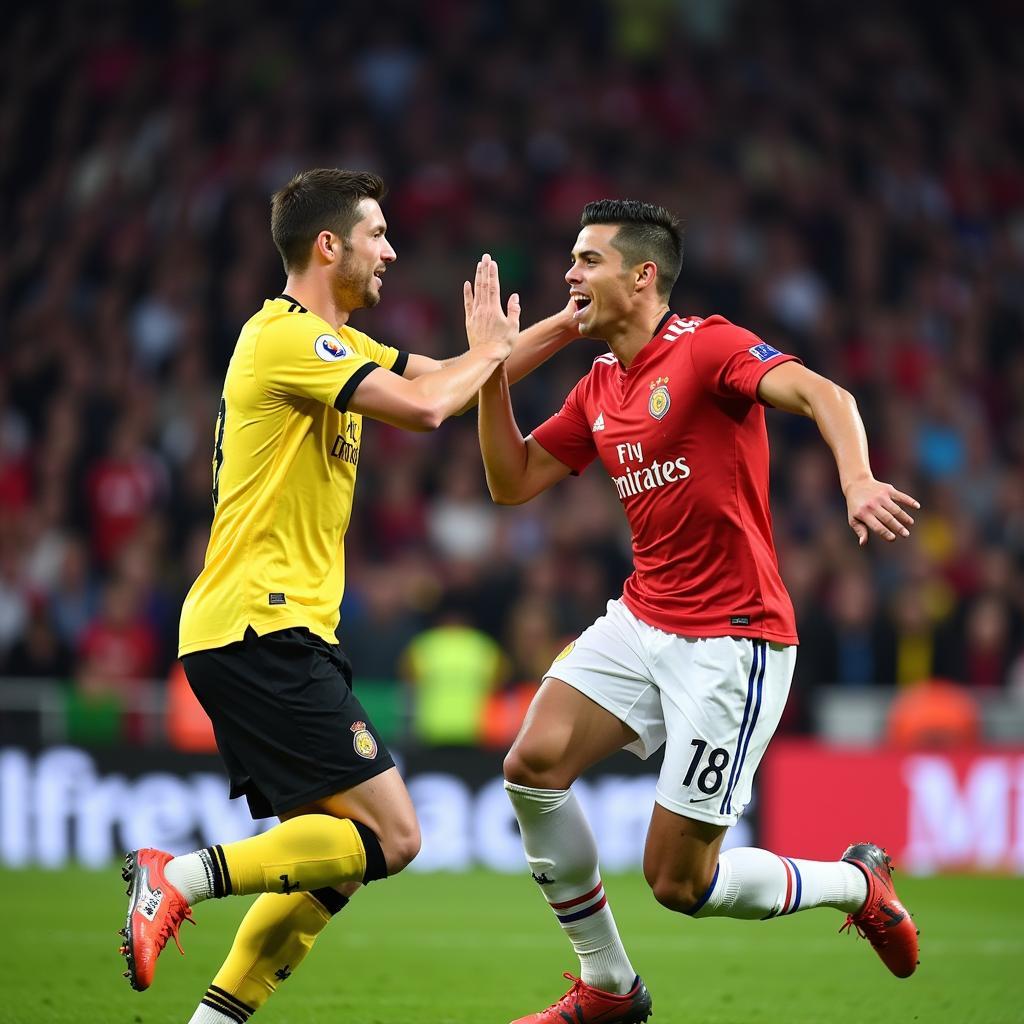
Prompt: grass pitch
<box><xmin>3</xmin><ymin>866</ymin><xmax>1020</xmax><ymax>1023</ymax></box>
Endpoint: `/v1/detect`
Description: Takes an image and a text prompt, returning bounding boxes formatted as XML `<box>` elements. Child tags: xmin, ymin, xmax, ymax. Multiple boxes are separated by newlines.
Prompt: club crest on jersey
<box><xmin>748</xmin><ymin>342</ymin><xmax>782</xmax><ymax>363</ymax></box>
<box><xmin>351</xmin><ymin>721</ymin><xmax>377</xmax><ymax>759</ymax></box>
<box><xmin>314</xmin><ymin>334</ymin><xmax>348</xmax><ymax>361</ymax></box>
<box><xmin>553</xmin><ymin>641</ymin><xmax>575</xmax><ymax>662</ymax></box>
<box><xmin>648</xmin><ymin>377</ymin><xmax>671</xmax><ymax>420</ymax></box>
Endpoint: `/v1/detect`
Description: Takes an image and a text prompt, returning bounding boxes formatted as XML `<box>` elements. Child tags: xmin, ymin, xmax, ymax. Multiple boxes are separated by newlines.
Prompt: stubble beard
<box><xmin>333</xmin><ymin>260</ymin><xmax>379</xmax><ymax>311</ymax></box>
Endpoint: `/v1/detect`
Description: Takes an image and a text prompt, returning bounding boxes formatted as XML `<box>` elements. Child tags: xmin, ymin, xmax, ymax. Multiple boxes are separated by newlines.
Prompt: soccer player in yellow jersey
<box><xmin>119</xmin><ymin>169</ymin><xmax>574</xmax><ymax>1021</ymax></box>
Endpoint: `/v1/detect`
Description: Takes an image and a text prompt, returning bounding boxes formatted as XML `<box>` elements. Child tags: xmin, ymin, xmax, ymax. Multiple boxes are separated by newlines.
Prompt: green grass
<box><xmin>4</xmin><ymin>867</ymin><xmax>1022</xmax><ymax>1023</ymax></box>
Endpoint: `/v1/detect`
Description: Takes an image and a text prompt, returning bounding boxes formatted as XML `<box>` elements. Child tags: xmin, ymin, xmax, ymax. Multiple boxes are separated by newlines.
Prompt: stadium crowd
<box><xmin>1</xmin><ymin>1</ymin><xmax>1023</xmax><ymax>745</ymax></box>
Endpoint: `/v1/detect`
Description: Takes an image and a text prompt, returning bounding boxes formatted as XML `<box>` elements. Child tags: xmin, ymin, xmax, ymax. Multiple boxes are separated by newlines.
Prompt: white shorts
<box><xmin>544</xmin><ymin>599</ymin><xmax>796</xmax><ymax>826</ymax></box>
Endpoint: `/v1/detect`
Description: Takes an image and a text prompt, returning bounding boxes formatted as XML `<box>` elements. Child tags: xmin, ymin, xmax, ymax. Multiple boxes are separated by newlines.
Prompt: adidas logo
<box><xmin>592</xmin><ymin>412</ymin><xmax>605</xmax><ymax>432</ymax></box>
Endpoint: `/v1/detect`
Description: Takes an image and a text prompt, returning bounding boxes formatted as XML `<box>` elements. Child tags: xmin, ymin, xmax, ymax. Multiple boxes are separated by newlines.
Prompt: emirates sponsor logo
<box><xmin>612</xmin><ymin>441</ymin><xmax>691</xmax><ymax>502</ymax></box>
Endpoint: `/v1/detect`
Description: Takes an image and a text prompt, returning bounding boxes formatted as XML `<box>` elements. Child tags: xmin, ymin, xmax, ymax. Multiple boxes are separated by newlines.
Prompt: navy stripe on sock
<box><xmin>785</xmin><ymin>858</ymin><xmax>803</xmax><ymax>914</ymax></box>
<box><xmin>555</xmin><ymin>894</ymin><xmax>608</xmax><ymax>924</ymax></box>
<box><xmin>687</xmin><ymin>864</ymin><xmax>720</xmax><ymax>916</ymax></box>
<box><xmin>720</xmin><ymin>641</ymin><xmax>760</xmax><ymax>815</ymax></box>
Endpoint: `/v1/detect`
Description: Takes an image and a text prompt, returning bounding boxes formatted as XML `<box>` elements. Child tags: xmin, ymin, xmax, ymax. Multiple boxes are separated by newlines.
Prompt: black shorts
<box><xmin>182</xmin><ymin>626</ymin><xmax>395</xmax><ymax>819</ymax></box>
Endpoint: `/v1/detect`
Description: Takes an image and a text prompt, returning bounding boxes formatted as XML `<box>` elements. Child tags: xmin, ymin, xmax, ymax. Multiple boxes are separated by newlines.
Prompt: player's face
<box><xmin>333</xmin><ymin>198</ymin><xmax>396</xmax><ymax>310</ymax></box>
<box><xmin>565</xmin><ymin>225</ymin><xmax>637</xmax><ymax>338</ymax></box>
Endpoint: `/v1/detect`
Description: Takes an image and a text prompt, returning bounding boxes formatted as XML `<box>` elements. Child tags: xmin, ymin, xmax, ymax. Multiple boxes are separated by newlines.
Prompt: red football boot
<box><xmin>840</xmin><ymin>842</ymin><xmax>919</xmax><ymax>978</ymax></box>
<box><xmin>119</xmin><ymin>848</ymin><xmax>194</xmax><ymax>991</ymax></box>
<box><xmin>509</xmin><ymin>973</ymin><xmax>652</xmax><ymax>1024</ymax></box>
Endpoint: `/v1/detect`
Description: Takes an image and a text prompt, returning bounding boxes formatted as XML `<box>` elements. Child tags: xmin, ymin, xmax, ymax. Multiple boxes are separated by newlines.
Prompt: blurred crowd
<box><xmin>1</xmin><ymin>0</ymin><xmax>1023</xmax><ymax>746</ymax></box>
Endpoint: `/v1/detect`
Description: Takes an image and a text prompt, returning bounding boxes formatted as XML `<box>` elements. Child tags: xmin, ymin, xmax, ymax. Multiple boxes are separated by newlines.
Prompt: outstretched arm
<box><xmin>757</xmin><ymin>361</ymin><xmax>920</xmax><ymax>545</ymax></box>
<box><xmin>476</xmin><ymin>368</ymin><xmax>572</xmax><ymax>504</ymax></box>
<box><xmin>403</xmin><ymin>299</ymin><xmax>578</xmax><ymax>413</ymax></box>
<box><xmin>465</xmin><ymin>257</ymin><xmax>573</xmax><ymax>504</ymax></box>
<box><xmin>348</xmin><ymin>258</ymin><xmax>517</xmax><ymax>431</ymax></box>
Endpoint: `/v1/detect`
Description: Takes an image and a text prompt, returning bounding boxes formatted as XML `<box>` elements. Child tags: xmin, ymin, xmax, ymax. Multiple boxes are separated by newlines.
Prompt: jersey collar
<box><xmin>619</xmin><ymin>310</ymin><xmax>678</xmax><ymax>376</ymax></box>
<box><xmin>275</xmin><ymin>293</ymin><xmax>308</xmax><ymax>313</ymax></box>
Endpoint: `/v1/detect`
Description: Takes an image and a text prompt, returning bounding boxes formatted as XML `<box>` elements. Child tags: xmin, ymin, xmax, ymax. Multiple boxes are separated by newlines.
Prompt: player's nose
<box><xmin>382</xmin><ymin>240</ymin><xmax>397</xmax><ymax>263</ymax></box>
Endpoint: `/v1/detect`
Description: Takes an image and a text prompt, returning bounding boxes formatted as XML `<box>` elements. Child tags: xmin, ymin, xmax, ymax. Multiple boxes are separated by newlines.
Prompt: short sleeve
<box><xmin>253</xmin><ymin>319</ymin><xmax>377</xmax><ymax>408</ymax></box>
<box><xmin>346</xmin><ymin>328</ymin><xmax>408</xmax><ymax>376</ymax></box>
<box><xmin>688</xmin><ymin>320</ymin><xmax>801</xmax><ymax>403</ymax></box>
<box><xmin>529</xmin><ymin>379</ymin><xmax>597</xmax><ymax>475</ymax></box>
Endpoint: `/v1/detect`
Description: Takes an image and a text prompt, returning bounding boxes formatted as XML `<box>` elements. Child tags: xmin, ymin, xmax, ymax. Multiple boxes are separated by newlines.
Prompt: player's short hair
<box><xmin>580</xmin><ymin>199</ymin><xmax>683</xmax><ymax>298</ymax></box>
<box><xmin>271</xmin><ymin>168</ymin><xmax>387</xmax><ymax>273</ymax></box>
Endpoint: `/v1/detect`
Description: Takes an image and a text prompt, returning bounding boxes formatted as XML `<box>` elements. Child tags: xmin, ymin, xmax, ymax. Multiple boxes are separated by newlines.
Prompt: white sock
<box><xmin>505</xmin><ymin>782</ymin><xmax>636</xmax><ymax>994</ymax></box>
<box><xmin>692</xmin><ymin>847</ymin><xmax>868</xmax><ymax>920</ymax></box>
<box><xmin>187</xmin><ymin>1004</ymin><xmax>236</xmax><ymax>1024</ymax></box>
<box><xmin>164</xmin><ymin>849</ymin><xmax>218</xmax><ymax>907</ymax></box>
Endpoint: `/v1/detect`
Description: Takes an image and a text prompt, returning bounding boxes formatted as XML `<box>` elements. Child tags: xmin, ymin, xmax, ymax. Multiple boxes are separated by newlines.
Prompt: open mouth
<box><xmin>572</xmin><ymin>293</ymin><xmax>592</xmax><ymax>314</ymax></box>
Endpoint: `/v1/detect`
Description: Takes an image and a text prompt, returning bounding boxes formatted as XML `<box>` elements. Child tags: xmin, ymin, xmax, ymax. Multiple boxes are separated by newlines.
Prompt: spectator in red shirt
<box><xmin>84</xmin><ymin>417</ymin><xmax>167</xmax><ymax>566</ymax></box>
<box><xmin>77</xmin><ymin>577</ymin><xmax>159</xmax><ymax>742</ymax></box>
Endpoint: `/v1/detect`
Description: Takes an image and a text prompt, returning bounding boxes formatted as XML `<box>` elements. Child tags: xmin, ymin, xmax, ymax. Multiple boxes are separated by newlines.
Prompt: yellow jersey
<box><xmin>178</xmin><ymin>294</ymin><xmax>407</xmax><ymax>656</ymax></box>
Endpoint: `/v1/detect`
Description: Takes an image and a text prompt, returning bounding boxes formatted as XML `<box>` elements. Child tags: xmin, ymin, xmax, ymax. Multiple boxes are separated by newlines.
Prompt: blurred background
<box><xmin>1</xmin><ymin>0</ymin><xmax>1022</xmax><ymax>873</ymax></box>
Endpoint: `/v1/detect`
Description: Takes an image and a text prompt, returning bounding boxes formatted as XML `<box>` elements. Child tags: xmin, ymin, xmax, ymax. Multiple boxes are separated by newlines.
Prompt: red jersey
<box><xmin>531</xmin><ymin>313</ymin><xmax>799</xmax><ymax>644</ymax></box>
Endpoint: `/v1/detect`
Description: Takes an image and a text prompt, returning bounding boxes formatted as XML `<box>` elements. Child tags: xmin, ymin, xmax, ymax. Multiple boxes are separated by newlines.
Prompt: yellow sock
<box><xmin>214</xmin><ymin>814</ymin><xmax>367</xmax><ymax>896</ymax></box>
<box><xmin>199</xmin><ymin>890</ymin><xmax>338</xmax><ymax>1020</ymax></box>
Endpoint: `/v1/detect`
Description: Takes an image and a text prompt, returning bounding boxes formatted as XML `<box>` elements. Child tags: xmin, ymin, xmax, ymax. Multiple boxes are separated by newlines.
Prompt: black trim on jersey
<box><xmin>391</xmin><ymin>350</ymin><xmax>410</xmax><ymax>376</ymax></box>
<box><xmin>277</xmin><ymin>293</ymin><xmax>308</xmax><ymax>313</ymax></box>
<box><xmin>334</xmin><ymin>362</ymin><xmax>377</xmax><ymax>412</ymax></box>
<box><xmin>654</xmin><ymin>310</ymin><xmax>676</xmax><ymax>336</ymax></box>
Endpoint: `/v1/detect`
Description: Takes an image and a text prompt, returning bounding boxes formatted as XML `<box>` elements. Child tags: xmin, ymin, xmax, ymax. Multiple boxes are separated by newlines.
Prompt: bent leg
<box><xmin>282</xmin><ymin>765</ymin><xmax>421</xmax><ymax>877</ymax></box>
<box><xmin>505</xmin><ymin>677</ymin><xmax>640</xmax><ymax>789</ymax></box>
<box><xmin>190</xmin><ymin>890</ymin><xmax>342</xmax><ymax>1024</ymax></box>
<box><xmin>643</xmin><ymin>805</ymin><xmax>729</xmax><ymax>913</ymax></box>
<box><xmin>182</xmin><ymin>769</ymin><xmax>419</xmax><ymax>1023</ymax></box>
<box><xmin>506</xmin><ymin>678</ymin><xmax>646</xmax><ymax>996</ymax></box>
<box><xmin>167</xmin><ymin>766</ymin><xmax>419</xmax><ymax>906</ymax></box>
<box><xmin>643</xmin><ymin>803</ymin><xmax>866</xmax><ymax>919</ymax></box>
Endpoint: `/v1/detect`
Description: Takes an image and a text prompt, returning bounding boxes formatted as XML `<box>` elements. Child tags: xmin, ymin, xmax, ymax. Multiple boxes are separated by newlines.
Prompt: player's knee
<box><xmin>647</xmin><ymin>871</ymin><xmax>713</xmax><ymax>915</ymax></box>
<box><xmin>503</xmin><ymin>743</ymin><xmax>566</xmax><ymax>790</ymax></box>
<box><xmin>381</xmin><ymin>819</ymin><xmax>421</xmax><ymax>875</ymax></box>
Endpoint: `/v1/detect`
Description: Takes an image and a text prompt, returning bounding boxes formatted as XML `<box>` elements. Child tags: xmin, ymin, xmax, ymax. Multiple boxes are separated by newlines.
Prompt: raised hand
<box><xmin>463</xmin><ymin>253</ymin><xmax>520</xmax><ymax>358</ymax></box>
<box><xmin>845</xmin><ymin>478</ymin><xmax>920</xmax><ymax>546</ymax></box>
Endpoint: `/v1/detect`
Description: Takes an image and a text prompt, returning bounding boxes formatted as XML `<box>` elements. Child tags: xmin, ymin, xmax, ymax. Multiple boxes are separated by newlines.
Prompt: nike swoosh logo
<box><xmin>689</xmin><ymin>795</ymin><xmax>717</xmax><ymax>804</ymax></box>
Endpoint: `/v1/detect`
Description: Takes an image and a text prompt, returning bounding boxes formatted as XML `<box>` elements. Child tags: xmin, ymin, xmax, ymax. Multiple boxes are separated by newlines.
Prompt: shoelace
<box><xmin>839</xmin><ymin>910</ymin><xmax>887</xmax><ymax>946</ymax></box>
<box><xmin>550</xmin><ymin>974</ymin><xmax>586</xmax><ymax>1010</ymax></box>
<box><xmin>157</xmin><ymin>898</ymin><xmax>196</xmax><ymax>956</ymax></box>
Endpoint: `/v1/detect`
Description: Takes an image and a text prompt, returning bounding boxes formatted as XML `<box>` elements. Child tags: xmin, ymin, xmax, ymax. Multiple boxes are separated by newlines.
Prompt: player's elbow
<box><xmin>806</xmin><ymin>377</ymin><xmax>854</xmax><ymax>421</ymax></box>
<box><xmin>411</xmin><ymin>400</ymin><xmax>447</xmax><ymax>432</ymax></box>
<box><xmin>485</xmin><ymin>476</ymin><xmax>528</xmax><ymax>506</ymax></box>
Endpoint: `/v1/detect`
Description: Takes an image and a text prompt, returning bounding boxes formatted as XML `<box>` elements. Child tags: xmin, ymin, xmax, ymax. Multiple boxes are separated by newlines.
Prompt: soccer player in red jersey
<box><xmin>474</xmin><ymin>202</ymin><xmax>921</xmax><ymax>1024</ymax></box>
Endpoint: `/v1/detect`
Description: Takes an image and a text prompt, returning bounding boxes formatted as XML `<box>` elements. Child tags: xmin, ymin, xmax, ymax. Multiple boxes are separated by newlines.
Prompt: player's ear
<box><xmin>315</xmin><ymin>230</ymin><xmax>337</xmax><ymax>264</ymax></box>
<box><xmin>635</xmin><ymin>261</ymin><xmax>658</xmax><ymax>293</ymax></box>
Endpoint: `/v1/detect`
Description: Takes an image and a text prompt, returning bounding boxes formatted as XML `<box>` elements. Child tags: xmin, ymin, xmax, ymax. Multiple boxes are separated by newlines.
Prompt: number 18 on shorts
<box><xmin>544</xmin><ymin>599</ymin><xmax>796</xmax><ymax>826</ymax></box>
